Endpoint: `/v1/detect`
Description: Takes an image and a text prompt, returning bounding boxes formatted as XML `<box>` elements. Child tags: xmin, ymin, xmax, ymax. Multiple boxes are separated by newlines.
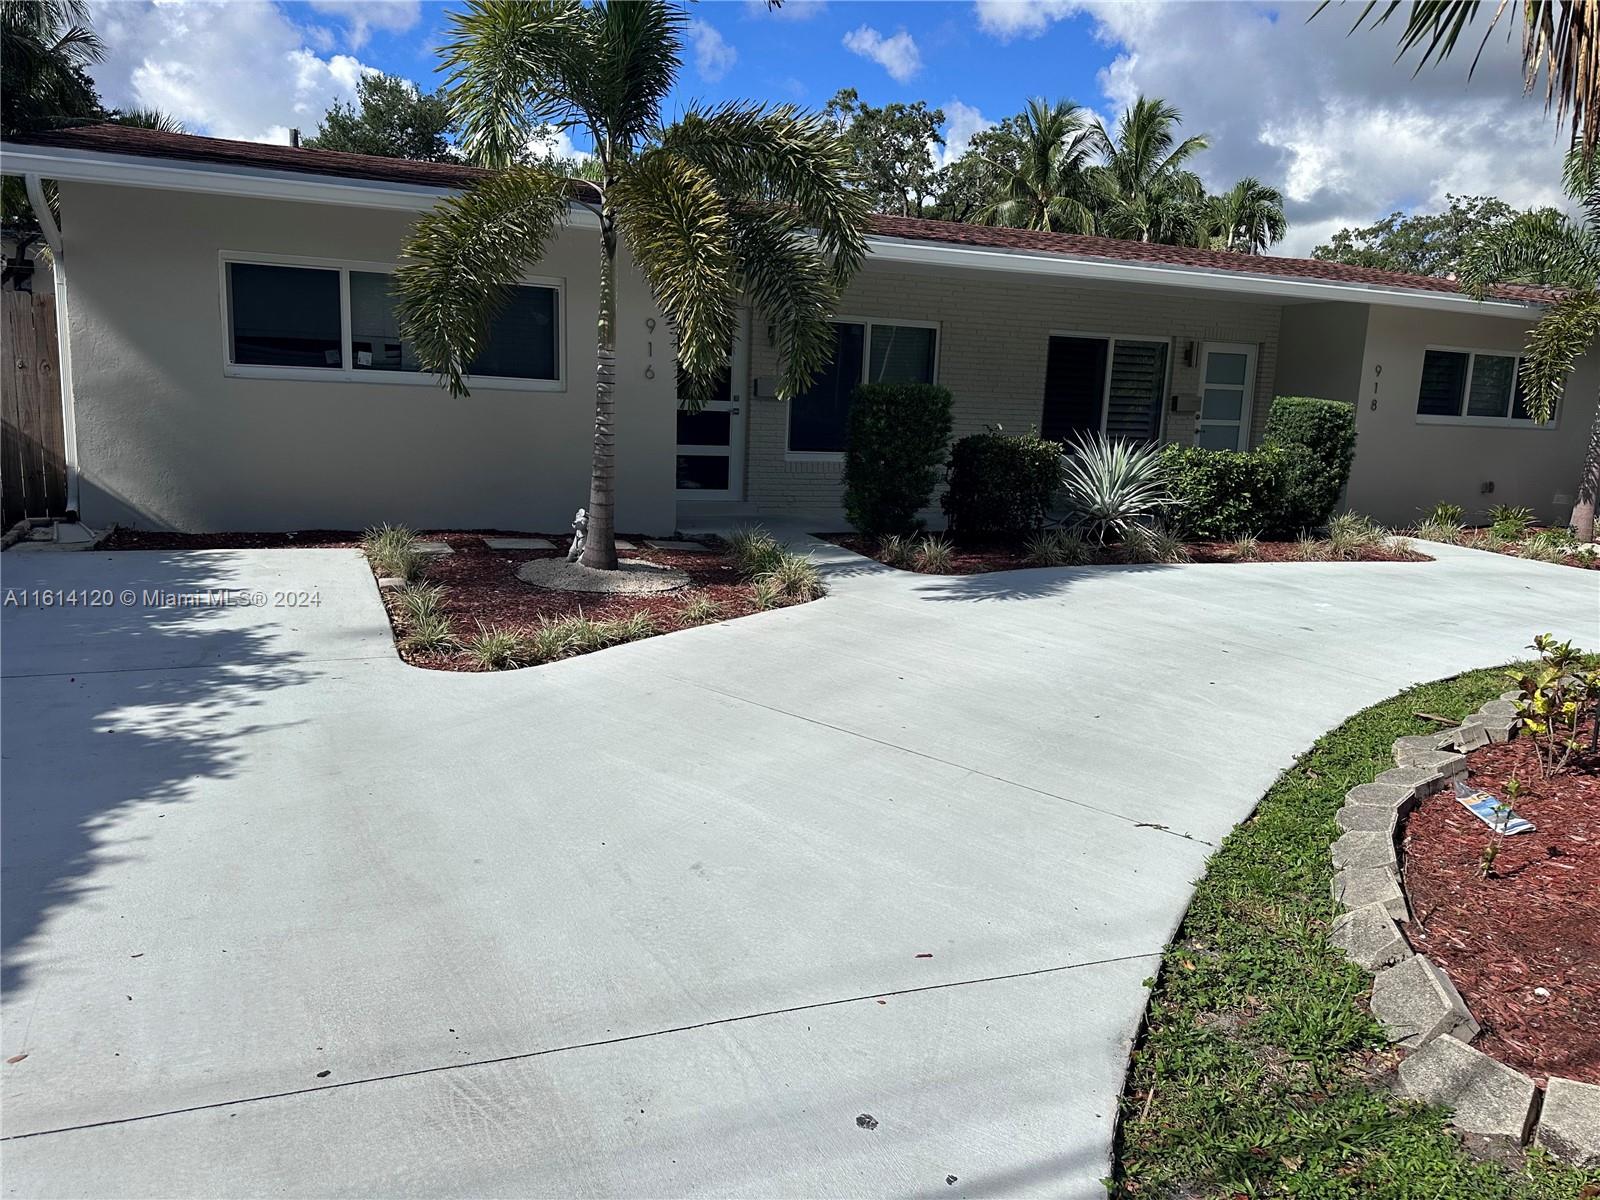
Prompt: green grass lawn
<box><xmin>1111</xmin><ymin>664</ymin><xmax>1599</xmax><ymax>1199</ymax></box>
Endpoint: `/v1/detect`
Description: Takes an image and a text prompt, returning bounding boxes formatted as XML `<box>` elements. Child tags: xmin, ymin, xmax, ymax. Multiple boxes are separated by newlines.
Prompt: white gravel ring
<box><xmin>516</xmin><ymin>556</ymin><xmax>690</xmax><ymax>595</ymax></box>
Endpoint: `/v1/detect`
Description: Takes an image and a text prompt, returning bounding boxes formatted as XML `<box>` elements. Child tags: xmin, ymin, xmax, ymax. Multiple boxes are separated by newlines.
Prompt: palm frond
<box><xmin>725</xmin><ymin>204</ymin><xmax>841</xmax><ymax>401</ymax></box>
<box><xmin>580</xmin><ymin>0</ymin><xmax>685</xmax><ymax>151</ymax></box>
<box><xmin>1459</xmin><ymin>208</ymin><xmax>1600</xmax><ymax>292</ymax></box>
<box><xmin>441</xmin><ymin>0</ymin><xmax>585</xmax><ymax>168</ymax></box>
<box><xmin>610</xmin><ymin>150</ymin><xmax>740</xmax><ymax>395</ymax></box>
<box><xmin>393</xmin><ymin>166</ymin><xmax>570</xmax><ymax>396</ymax></box>
<box><xmin>660</xmin><ymin>102</ymin><xmax>871</xmax><ymax>285</ymax></box>
<box><xmin>1520</xmin><ymin>289</ymin><xmax>1600</xmax><ymax>422</ymax></box>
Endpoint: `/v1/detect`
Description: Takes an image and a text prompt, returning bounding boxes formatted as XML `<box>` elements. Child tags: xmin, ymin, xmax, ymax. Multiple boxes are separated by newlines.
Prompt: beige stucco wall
<box><xmin>738</xmin><ymin>263</ymin><xmax>1284</xmax><ymax>519</ymax></box>
<box><xmin>1277</xmin><ymin>301</ymin><xmax>1369</xmax><ymax>404</ymax></box>
<box><xmin>1342</xmin><ymin>303</ymin><xmax>1598</xmax><ymax>528</ymax></box>
<box><xmin>60</xmin><ymin>182</ymin><xmax>679</xmax><ymax>533</ymax></box>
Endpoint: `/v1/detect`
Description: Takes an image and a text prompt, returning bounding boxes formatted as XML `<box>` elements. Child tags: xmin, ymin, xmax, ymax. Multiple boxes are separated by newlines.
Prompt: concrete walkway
<box><xmin>1</xmin><ymin>537</ymin><xmax>1594</xmax><ymax>1198</ymax></box>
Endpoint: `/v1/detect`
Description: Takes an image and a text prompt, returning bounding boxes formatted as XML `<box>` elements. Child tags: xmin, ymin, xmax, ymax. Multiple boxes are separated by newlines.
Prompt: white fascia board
<box><xmin>866</xmin><ymin>235</ymin><xmax>1544</xmax><ymax>319</ymax></box>
<box><xmin>0</xmin><ymin>142</ymin><xmax>601</xmax><ymax>227</ymax></box>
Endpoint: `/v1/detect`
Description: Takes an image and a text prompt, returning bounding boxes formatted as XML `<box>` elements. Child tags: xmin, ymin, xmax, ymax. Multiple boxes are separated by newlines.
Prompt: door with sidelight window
<box><xmin>675</xmin><ymin>313</ymin><xmax>749</xmax><ymax>498</ymax></box>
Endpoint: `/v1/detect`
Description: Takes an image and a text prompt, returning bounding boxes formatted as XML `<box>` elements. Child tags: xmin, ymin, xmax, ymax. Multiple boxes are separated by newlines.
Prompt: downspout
<box><xmin>24</xmin><ymin>173</ymin><xmax>79</xmax><ymax>518</ymax></box>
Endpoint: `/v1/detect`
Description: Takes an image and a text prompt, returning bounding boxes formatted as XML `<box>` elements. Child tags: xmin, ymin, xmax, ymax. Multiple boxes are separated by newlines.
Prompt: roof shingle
<box><xmin>9</xmin><ymin>124</ymin><xmax>1556</xmax><ymax>305</ymax></box>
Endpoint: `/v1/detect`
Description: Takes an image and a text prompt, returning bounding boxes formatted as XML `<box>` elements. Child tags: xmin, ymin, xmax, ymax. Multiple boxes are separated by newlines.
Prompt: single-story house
<box><xmin>2</xmin><ymin>125</ymin><xmax>1593</xmax><ymax>535</ymax></box>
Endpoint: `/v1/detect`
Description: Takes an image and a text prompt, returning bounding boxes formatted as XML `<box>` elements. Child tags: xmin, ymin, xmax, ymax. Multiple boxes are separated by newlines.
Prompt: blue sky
<box><xmin>87</xmin><ymin>1</ymin><xmax>1573</xmax><ymax>256</ymax></box>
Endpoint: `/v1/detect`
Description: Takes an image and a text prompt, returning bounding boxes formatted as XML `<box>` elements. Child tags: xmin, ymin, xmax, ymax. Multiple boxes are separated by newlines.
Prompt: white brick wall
<box><xmin>740</xmin><ymin>265</ymin><xmax>1283</xmax><ymax>516</ymax></box>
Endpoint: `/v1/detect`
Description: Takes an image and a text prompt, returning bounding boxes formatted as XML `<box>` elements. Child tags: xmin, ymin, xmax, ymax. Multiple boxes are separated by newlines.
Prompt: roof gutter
<box><xmin>0</xmin><ymin>142</ymin><xmax>602</xmax><ymax>226</ymax></box>
<box><xmin>865</xmin><ymin>235</ymin><xmax>1544</xmax><ymax>319</ymax></box>
<box><xmin>23</xmin><ymin>173</ymin><xmax>79</xmax><ymax>517</ymax></box>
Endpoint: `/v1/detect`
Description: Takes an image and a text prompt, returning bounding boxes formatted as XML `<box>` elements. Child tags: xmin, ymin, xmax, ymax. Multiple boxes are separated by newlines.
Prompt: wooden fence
<box><xmin>2</xmin><ymin>289</ymin><xmax>68</xmax><ymax>528</ymax></box>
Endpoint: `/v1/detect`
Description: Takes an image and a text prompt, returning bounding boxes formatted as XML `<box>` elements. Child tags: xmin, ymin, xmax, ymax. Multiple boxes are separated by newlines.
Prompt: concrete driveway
<box><xmin>2</xmin><ymin>536</ymin><xmax>1595</xmax><ymax>1198</ymax></box>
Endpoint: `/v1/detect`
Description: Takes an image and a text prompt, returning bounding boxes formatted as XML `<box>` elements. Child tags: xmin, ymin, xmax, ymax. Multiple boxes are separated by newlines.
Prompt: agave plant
<box><xmin>1059</xmin><ymin>432</ymin><xmax>1173</xmax><ymax>544</ymax></box>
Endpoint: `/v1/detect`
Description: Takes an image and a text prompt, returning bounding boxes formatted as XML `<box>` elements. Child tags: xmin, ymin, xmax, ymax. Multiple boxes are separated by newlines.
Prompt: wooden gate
<box><xmin>2</xmin><ymin>289</ymin><xmax>68</xmax><ymax>527</ymax></box>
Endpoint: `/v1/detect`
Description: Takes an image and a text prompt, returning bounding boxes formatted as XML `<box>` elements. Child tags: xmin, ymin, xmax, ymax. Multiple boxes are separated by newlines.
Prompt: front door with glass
<box><xmin>1196</xmin><ymin>343</ymin><xmax>1257</xmax><ymax>451</ymax></box>
<box><xmin>675</xmin><ymin>319</ymin><xmax>747</xmax><ymax>499</ymax></box>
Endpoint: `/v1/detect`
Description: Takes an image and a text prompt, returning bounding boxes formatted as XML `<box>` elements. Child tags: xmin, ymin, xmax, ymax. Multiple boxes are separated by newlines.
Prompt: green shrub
<box><xmin>363</xmin><ymin>522</ymin><xmax>424</xmax><ymax>580</ymax></box>
<box><xmin>842</xmin><ymin>382</ymin><xmax>953</xmax><ymax>536</ymax></box>
<box><xmin>1415</xmin><ymin>516</ymin><xmax>1464</xmax><ymax>545</ymax></box>
<box><xmin>396</xmin><ymin>581</ymin><xmax>447</xmax><ymax>627</ymax></box>
<box><xmin>1487</xmin><ymin>504</ymin><xmax>1535</xmax><ymax>539</ymax></box>
<box><xmin>1024</xmin><ymin>528</ymin><xmax>1091</xmax><ymax>567</ymax></box>
<box><xmin>1326</xmin><ymin>510</ymin><xmax>1387</xmax><ymax>560</ymax></box>
<box><xmin>751</xmin><ymin>578</ymin><xmax>782</xmax><ymax>610</ymax></box>
<box><xmin>941</xmin><ymin>429</ymin><xmax>1062</xmax><ymax>538</ymax></box>
<box><xmin>878</xmin><ymin>534</ymin><xmax>912</xmax><ymax>568</ymax></box>
<box><xmin>679</xmin><ymin>593</ymin><xmax>721</xmax><ymax>624</ymax></box>
<box><xmin>403</xmin><ymin>612</ymin><xmax>455</xmax><ymax>655</ymax></box>
<box><xmin>1230</xmin><ymin>533</ymin><xmax>1261</xmax><ymax>561</ymax></box>
<box><xmin>1159</xmin><ymin>444</ymin><xmax>1287</xmax><ymax>539</ymax></box>
<box><xmin>1424</xmin><ymin>501</ymin><xmax>1466</xmax><ymax>525</ymax></box>
<box><xmin>1263</xmin><ymin>396</ymin><xmax>1357</xmax><ymax>531</ymax></box>
<box><xmin>1124</xmin><ymin>522</ymin><xmax>1191</xmax><ymax>564</ymax></box>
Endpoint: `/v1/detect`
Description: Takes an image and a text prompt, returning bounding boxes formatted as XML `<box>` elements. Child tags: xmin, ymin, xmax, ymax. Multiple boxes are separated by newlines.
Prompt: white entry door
<box><xmin>675</xmin><ymin>314</ymin><xmax>748</xmax><ymax>499</ymax></box>
<box><xmin>1196</xmin><ymin>343</ymin><xmax>1257</xmax><ymax>451</ymax></box>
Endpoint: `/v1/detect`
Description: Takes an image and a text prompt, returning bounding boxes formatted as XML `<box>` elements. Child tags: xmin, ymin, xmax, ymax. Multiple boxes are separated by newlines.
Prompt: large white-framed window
<box><xmin>219</xmin><ymin>251</ymin><xmax>565</xmax><ymax>391</ymax></box>
<box><xmin>1041</xmin><ymin>330</ymin><xmax>1172</xmax><ymax>446</ymax></box>
<box><xmin>786</xmin><ymin>316</ymin><xmax>940</xmax><ymax>458</ymax></box>
<box><xmin>1415</xmin><ymin>346</ymin><xmax>1555</xmax><ymax>428</ymax></box>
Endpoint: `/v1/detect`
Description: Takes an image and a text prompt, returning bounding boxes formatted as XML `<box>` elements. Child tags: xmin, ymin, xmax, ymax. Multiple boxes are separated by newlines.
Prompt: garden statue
<box><xmin>567</xmin><ymin>508</ymin><xmax>588</xmax><ymax>563</ymax></box>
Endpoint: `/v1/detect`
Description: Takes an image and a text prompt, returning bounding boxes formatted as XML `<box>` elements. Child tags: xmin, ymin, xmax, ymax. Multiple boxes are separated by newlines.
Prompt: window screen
<box><xmin>788</xmin><ymin>322</ymin><xmax>866</xmax><ymax>452</ymax></box>
<box><xmin>228</xmin><ymin>263</ymin><xmax>342</xmax><ymax>368</ymax></box>
<box><xmin>1417</xmin><ymin>349</ymin><xmax>1469</xmax><ymax>416</ymax></box>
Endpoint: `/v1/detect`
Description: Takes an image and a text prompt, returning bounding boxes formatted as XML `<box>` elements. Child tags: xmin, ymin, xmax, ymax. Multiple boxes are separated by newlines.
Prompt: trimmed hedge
<box><xmin>1160</xmin><ymin>444</ymin><xmax>1288</xmax><ymax>539</ymax></box>
<box><xmin>1264</xmin><ymin>396</ymin><xmax>1357</xmax><ymax>532</ymax></box>
<box><xmin>942</xmin><ymin>429</ymin><xmax>1062</xmax><ymax>537</ymax></box>
<box><xmin>842</xmin><ymin>382</ymin><xmax>954</xmax><ymax>536</ymax></box>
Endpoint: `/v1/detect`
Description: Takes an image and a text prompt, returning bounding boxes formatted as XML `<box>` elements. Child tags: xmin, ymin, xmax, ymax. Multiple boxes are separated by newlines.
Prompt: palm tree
<box><xmin>1203</xmin><ymin>177</ymin><xmax>1289</xmax><ymax>253</ymax></box>
<box><xmin>973</xmin><ymin>98</ymin><xmax>1099</xmax><ymax>233</ymax></box>
<box><xmin>1460</xmin><ymin>147</ymin><xmax>1600</xmax><ymax>539</ymax></box>
<box><xmin>1089</xmin><ymin>96</ymin><xmax>1210</xmax><ymax>243</ymax></box>
<box><xmin>394</xmin><ymin>1</ymin><xmax>868</xmax><ymax>570</ymax></box>
<box><xmin>1335</xmin><ymin>1</ymin><xmax>1600</xmax><ymax>152</ymax></box>
<box><xmin>0</xmin><ymin>0</ymin><xmax>104</xmax><ymax>138</ymax></box>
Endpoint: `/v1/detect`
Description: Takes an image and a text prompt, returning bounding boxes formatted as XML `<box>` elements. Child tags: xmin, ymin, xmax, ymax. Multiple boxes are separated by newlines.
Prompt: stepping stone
<box><xmin>1398</xmin><ymin>1035</ymin><xmax>1537</xmax><ymax>1144</ymax></box>
<box><xmin>1370</xmin><ymin>955</ymin><xmax>1479</xmax><ymax>1049</ymax></box>
<box><xmin>1330</xmin><ymin>903</ymin><xmax>1412</xmax><ymax>971</ymax></box>
<box><xmin>613</xmin><ymin>539</ymin><xmax>637</xmax><ymax>551</ymax></box>
<box><xmin>414</xmin><ymin>541</ymin><xmax>454</xmax><ymax>555</ymax></box>
<box><xmin>483</xmin><ymin>537</ymin><xmax>556</xmax><ymax>551</ymax></box>
<box><xmin>1536</xmin><ymin>1077</ymin><xmax>1600</xmax><ymax>1166</ymax></box>
<box><xmin>644</xmin><ymin>539</ymin><xmax>717</xmax><ymax>553</ymax></box>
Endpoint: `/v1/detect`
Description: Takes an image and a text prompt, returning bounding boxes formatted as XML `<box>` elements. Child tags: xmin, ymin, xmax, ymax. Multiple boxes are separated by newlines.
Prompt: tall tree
<box><xmin>1460</xmin><ymin>148</ymin><xmax>1600</xmax><ymax>539</ymax></box>
<box><xmin>1313</xmin><ymin>195</ymin><xmax>1555</xmax><ymax>275</ymax></box>
<box><xmin>396</xmin><ymin>0</ymin><xmax>868</xmax><ymax>570</ymax></box>
<box><xmin>1088</xmin><ymin>96</ymin><xmax>1210</xmax><ymax>243</ymax></box>
<box><xmin>305</xmin><ymin>74</ymin><xmax>457</xmax><ymax>162</ymax></box>
<box><xmin>971</xmin><ymin>98</ymin><xmax>1099</xmax><ymax>233</ymax></box>
<box><xmin>1202</xmin><ymin>176</ymin><xmax>1288</xmax><ymax>253</ymax></box>
<box><xmin>824</xmin><ymin>88</ymin><xmax>945</xmax><ymax>217</ymax></box>
<box><xmin>0</xmin><ymin>0</ymin><xmax>103</xmax><ymax>138</ymax></box>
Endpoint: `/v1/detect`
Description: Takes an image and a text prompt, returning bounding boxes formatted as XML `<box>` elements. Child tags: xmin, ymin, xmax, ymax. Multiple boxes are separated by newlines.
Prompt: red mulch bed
<box><xmin>1457</xmin><ymin>528</ymin><xmax>1600</xmax><ymax>570</ymax></box>
<box><xmin>102</xmin><ymin>528</ymin><xmax>800</xmax><ymax>672</ymax></box>
<box><xmin>383</xmin><ymin>532</ymin><xmax>778</xmax><ymax>671</ymax></box>
<box><xmin>1400</xmin><ymin>718</ymin><xmax>1600</xmax><ymax>1086</ymax></box>
<box><xmin>822</xmin><ymin>533</ymin><xmax>1430</xmax><ymax>575</ymax></box>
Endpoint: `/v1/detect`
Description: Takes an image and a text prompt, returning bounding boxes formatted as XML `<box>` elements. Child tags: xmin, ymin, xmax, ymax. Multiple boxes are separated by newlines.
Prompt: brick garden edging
<box><xmin>1327</xmin><ymin>694</ymin><xmax>1600</xmax><ymax>1166</ymax></box>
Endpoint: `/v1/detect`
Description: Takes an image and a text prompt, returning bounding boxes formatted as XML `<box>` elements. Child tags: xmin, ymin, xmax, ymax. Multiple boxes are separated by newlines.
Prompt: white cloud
<box><xmin>938</xmin><ymin>99</ymin><xmax>995</xmax><ymax>167</ymax></box>
<box><xmin>973</xmin><ymin>0</ymin><xmax>1080</xmax><ymax>42</ymax></box>
<box><xmin>89</xmin><ymin>1</ymin><xmax>386</xmax><ymax>143</ymax></box>
<box><xmin>527</xmin><ymin>125</ymin><xmax>593</xmax><ymax>164</ymax></box>
<box><xmin>842</xmin><ymin>25</ymin><xmax>922</xmax><ymax>83</ymax></box>
<box><xmin>305</xmin><ymin>0</ymin><xmax>421</xmax><ymax>50</ymax></box>
<box><xmin>689</xmin><ymin>19</ymin><xmax>737</xmax><ymax>83</ymax></box>
<box><xmin>981</xmin><ymin>0</ymin><xmax>1572</xmax><ymax>257</ymax></box>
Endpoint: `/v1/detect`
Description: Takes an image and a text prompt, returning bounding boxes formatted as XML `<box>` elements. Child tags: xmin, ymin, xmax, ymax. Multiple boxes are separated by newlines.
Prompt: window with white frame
<box><xmin>1415</xmin><ymin>347</ymin><xmax>1552</xmax><ymax>424</ymax></box>
<box><xmin>223</xmin><ymin>257</ymin><xmax>561</xmax><ymax>386</ymax></box>
<box><xmin>787</xmin><ymin>319</ymin><xmax>938</xmax><ymax>454</ymax></box>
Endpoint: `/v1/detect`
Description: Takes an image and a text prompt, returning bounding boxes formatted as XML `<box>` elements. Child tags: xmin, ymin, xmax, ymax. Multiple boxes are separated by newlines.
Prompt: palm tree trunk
<box><xmin>1572</xmin><ymin>389</ymin><xmax>1600</xmax><ymax>542</ymax></box>
<box><xmin>581</xmin><ymin>201</ymin><xmax>620</xmax><ymax>571</ymax></box>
